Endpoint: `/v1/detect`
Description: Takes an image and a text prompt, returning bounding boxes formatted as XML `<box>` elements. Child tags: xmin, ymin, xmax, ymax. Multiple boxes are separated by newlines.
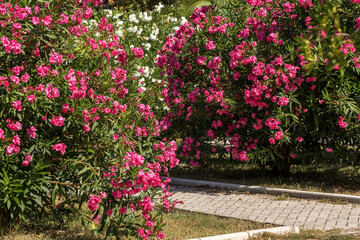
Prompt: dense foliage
<box><xmin>2</xmin><ymin>0</ymin><xmax>360</xmax><ymax>239</ymax></box>
<box><xmin>156</xmin><ymin>0</ymin><xmax>360</xmax><ymax>174</ymax></box>
<box><xmin>0</xmin><ymin>1</ymin><xmax>180</xmax><ymax>239</ymax></box>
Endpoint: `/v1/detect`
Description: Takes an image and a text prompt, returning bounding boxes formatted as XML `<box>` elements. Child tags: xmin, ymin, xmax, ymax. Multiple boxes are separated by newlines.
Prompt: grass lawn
<box><xmin>0</xmin><ymin>210</ymin><xmax>275</xmax><ymax>240</ymax></box>
<box><xmin>2</xmin><ymin>210</ymin><xmax>360</xmax><ymax>239</ymax></box>
<box><xmin>162</xmin><ymin>210</ymin><xmax>275</xmax><ymax>239</ymax></box>
<box><xmin>168</xmin><ymin>162</ymin><xmax>360</xmax><ymax>196</ymax></box>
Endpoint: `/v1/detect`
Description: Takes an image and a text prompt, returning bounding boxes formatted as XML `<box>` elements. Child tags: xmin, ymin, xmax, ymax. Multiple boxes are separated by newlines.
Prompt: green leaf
<box><xmin>52</xmin><ymin>184</ymin><xmax>58</xmax><ymax>203</ymax></box>
<box><xmin>33</xmin><ymin>196</ymin><xmax>43</xmax><ymax>207</ymax></box>
<box><xmin>78</xmin><ymin>167</ymin><xmax>89</xmax><ymax>176</ymax></box>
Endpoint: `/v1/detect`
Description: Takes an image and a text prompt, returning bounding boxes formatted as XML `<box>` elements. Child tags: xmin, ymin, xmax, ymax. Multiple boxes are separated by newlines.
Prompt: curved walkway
<box><xmin>171</xmin><ymin>186</ymin><xmax>360</xmax><ymax>231</ymax></box>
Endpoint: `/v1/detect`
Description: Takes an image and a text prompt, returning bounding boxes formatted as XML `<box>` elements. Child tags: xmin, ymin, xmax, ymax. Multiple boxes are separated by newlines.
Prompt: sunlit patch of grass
<box><xmin>2</xmin><ymin>210</ymin><xmax>276</xmax><ymax>240</ymax></box>
<box><xmin>162</xmin><ymin>209</ymin><xmax>276</xmax><ymax>240</ymax></box>
<box><xmin>3</xmin><ymin>210</ymin><xmax>360</xmax><ymax>240</ymax></box>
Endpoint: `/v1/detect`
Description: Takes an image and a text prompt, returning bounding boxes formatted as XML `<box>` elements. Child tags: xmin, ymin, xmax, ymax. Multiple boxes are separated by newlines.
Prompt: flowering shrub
<box><xmin>156</xmin><ymin>0</ymin><xmax>360</xmax><ymax>174</ymax></box>
<box><xmin>0</xmin><ymin>1</ymin><xmax>180</xmax><ymax>239</ymax></box>
<box><xmin>83</xmin><ymin>4</ymin><xmax>188</xmax><ymax>113</ymax></box>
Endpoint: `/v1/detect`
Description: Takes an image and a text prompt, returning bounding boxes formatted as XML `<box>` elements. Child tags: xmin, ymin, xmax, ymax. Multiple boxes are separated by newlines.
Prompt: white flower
<box><xmin>139</xmin><ymin>12</ymin><xmax>152</xmax><ymax>22</ymax></box>
<box><xmin>90</xmin><ymin>19</ymin><xmax>97</xmax><ymax>26</ymax></box>
<box><xmin>130</xmin><ymin>45</ymin><xmax>134</xmax><ymax>49</ymax></box>
<box><xmin>115</xmin><ymin>29</ymin><xmax>123</xmax><ymax>37</ymax></box>
<box><xmin>129</xmin><ymin>14</ymin><xmax>139</xmax><ymax>23</ymax></box>
<box><xmin>142</xmin><ymin>43</ymin><xmax>151</xmax><ymax>51</ymax></box>
<box><xmin>95</xmin><ymin>32</ymin><xmax>100</xmax><ymax>38</ymax></box>
<box><xmin>151</xmin><ymin>28</ymin><xmax>159</xmax><ymax>35</ymax></box>
<box><xmin>150</xmin><ymin>34</ymin><xmax>158</xmax><ymax>41</ymax></box>
<box><xmin>117</xmin><ymin>20</ymin><xmax>124</xmax><ymax>25</ymax></box>
<box><xmin>173</xmin><ymin>26</ymin><xmax>179</xmax><ymax>31</ymax></box>
<box><xmin>137</xmin><ymin>28</ymin><xmax>143</xmax><ymax>36</ymax></box>
<box><xmin>167</xmin><ymin>16</ymin><xmax>178</xmax><ymax>22</ymax></box>
<box><xmin>150</xmin><ymin>28</ymin><xmax>159</xmax><ymax>40</ymax></box>
<box><xmin>154</xmin><ymin>54</ymin><xmax>160</xmax><ymax>63</ymax></box>
<box><xmin>143</xmin><ymin>67</ymin><xmax>151</xmax><ymax>77</ymax></box>
<box><xmin>180</xmin><ymin>17</ymin><xmax>188</xmax><ymax>25</ymax></box>
<box><xmin>154</xmin><ymin>2</ymin><xmax>164</xmax><ymax>12</ymax></box>
<box><xmin>114</xmin><ymin>13</ymin><xmax>122</xmax><ymax>19</ymax></box>
<box><xmin>127</xmin><ymin>26</ymin><xmax>138</xmax><ymax>33</ymax></box>
<box><xmin>103</xmin><ymin>9</ymin><xmax>113</xmax><ymax>18</ymax></box>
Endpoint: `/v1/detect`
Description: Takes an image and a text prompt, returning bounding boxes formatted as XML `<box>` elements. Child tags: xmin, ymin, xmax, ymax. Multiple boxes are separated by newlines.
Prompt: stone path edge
<box><xmin>167</xmin><ymin>177</ymin><xmax>360</xmax><ymax>203</ymax></box>
<box><xmin>187</xmin><ymin>226</ymin><xmax>300</xmax><ymax>240</ymax></box>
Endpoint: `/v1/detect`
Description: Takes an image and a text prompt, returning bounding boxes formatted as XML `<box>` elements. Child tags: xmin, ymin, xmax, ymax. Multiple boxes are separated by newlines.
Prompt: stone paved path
<box><xmin>171</xmin><ymin>186</ymin><xmax>360</xmax><ymax>230</ymax></box>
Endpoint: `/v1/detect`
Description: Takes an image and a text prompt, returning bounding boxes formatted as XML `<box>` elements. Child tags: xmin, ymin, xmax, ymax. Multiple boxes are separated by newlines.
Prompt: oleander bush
<box><xmin>156</xmin><ymin>0</ymin><xmax>360</xmax><ymax>174</ymax></box>
<box><xmin>0</xmin><ymin>1</ymin><xmax>180</xmax><ymax>239</ymax></box>
<box><xmin>84</xmin><ymin>3</ymin><xmax>188</xmax><ymax>114</ymax></box>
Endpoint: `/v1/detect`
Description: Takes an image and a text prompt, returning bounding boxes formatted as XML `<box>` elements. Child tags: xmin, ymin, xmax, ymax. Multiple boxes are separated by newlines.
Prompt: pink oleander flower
<box><xmin>22</xmin><ymin>155</ymin><xmax>32</xmax><ymax>166</ymax></box>
<box><xmin>131</xmin><ymin>47</ymin><xmax>144</xmax><ymax>59</ymax></box>
<box><xmin>106</xmin><ymin>209</ymin><xmax>113</xmax><ymax>216</ymax></box>
<box><xmin>36</xmin><ymin>65</ymin><xmax>50</xmax><ymax>77</ymax></box>
<box><xmin>83</xmin><ymin>124</ymin><xmax>90</xmax><ymax>132</ymax></box>
<box><xmin>50</xmin><ymin>116</ymin><xmax>65</xmax><ymax>127</ymax></box>
<box><xmin>119</xmin><ymin>207</ymin><xmax>127</xmax><ymax>214</ymax></box>
<box><xmin>10</xmin><ymin>75</ymin><xmax>20</xmax><ymax>85</ymax></box>
<box><xmin>327</xmin><ymin>148</ymin><xmax>333</xmax><ymax>153</ymax></box>
<box><xmin>275</xmin><ymin>131</ymin><xmax>284</xmax><ymax>140</ymax></box>
<box><xmin>124</xmin><ymin>151</ymin><xmax>145</xmax><ymax>167</ymax></box>
<box><xmin>196</xmin><ymin>56</ymin><xmax>206</xmax><ymax>65</ymax></box>
<box><xmin>21</xmin><ymin>73</ymin><xmax>30</xmax><ymax>82</ymax></box>
<box><xmin>338</xmin><ymin>116</ymin><xmax>347</xmax><ymax>128</ymax></box>
<box><xmin>113</xmin><ymin>134</ymin><xmax>119</xmax><ymax>141</ymax></box>
<box><xmin>112</xmin><ymin>190</ymin><xmax>122</xmax><ymax>199</ymax></box>
<box><xmin>27</xmin><ymin>126</ymin><xmax>37</xmax><ymax>138</ymax></box>
<box><xmin>7</xmin><ymin>121</ymin><xmax>22</xmax><ymax>131</ymax></box>
<box><xmin>278</xmin><ymin>96</ymin><xmax>289</xmax><ymax>106</ymax></box>
<box><xmin>0</xmin><ymin>129</ymin><xmax>5</xmax><ymax>141</ymax></box>
<box><xmin>265</xmin><ymin>118</ymin><xmax>280</xmax><ymax>130</ymax></box>
<box><xmin>100</xmin><ymin>191</ymin><xmax>107</xmax><ymax>198</ymax></box>
<box><xmin>190</xmin><ymin>160</ymin><xmax>199</xmax><ymax>167</ymax></box>
<box><xmin>52</xmin><ymin>143</ymin><xmax>67</xmax><ymax>155</ymax></box>
<box><xmin>296</xmin><ymin>137</ymin><xmax>303</xmax><ymax>142</ymax></box>
<box><xmin>207</xmin><ymin>129</ymin><xmax>215</xmax><ymax>139</ymax></box>
<box><xmin>88</xmin><ymin>194</ymin><xmax>101</xmax><ymax>211</ymax></box>
<box><xmin>12</xmin><ymin>135</ymin><xmax>20</xmax><ymax>146</ymax></box>
<box><xmin>13</xmin><ymin>100</ymin><xmax>22</xmax><ymax>111</ymax></box>
<box><xmin>31</xmin><ymin>16</ymin><xmax>41</xmax><ymax>25</ymax></box>
<box><xmin>205</xmin><ymin>40</ymin><xmax>216</xmax><ymax>50</ymax></box>
<box><xmin>49</xmin><ymin>52</ymin><xmax>63</xmax><ymax>66</ymax></box>
<box><xmin>43</xmin><ymin>15</ymin><xmax>52</xmax><ymax>26</ymax></box>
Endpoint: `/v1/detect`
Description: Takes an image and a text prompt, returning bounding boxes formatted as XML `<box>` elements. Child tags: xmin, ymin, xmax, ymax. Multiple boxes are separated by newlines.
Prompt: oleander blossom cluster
<box><xmin>0</xmin><ymin>1</ymin><xmax>179</xmax><ymax>239</ymax></box>
<box><xmin>156</xmin><ymin>0</ymin><xmax>360</xmax><ymax>170</ymax></box>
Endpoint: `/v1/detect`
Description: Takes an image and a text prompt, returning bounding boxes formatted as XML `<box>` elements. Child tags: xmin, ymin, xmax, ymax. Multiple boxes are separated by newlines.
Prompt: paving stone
<box><xmin>170</xmin><ymin>186</ymin><xmax>360</xmax><ymax>230</ymax></box>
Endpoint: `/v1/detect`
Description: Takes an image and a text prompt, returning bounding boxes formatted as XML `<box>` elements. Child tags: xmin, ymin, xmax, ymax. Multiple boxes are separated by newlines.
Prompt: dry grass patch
<box><xmin>162</xmin><ymin>209</ymin><xmax>276</xmax><ymax>240</ymax></box>
<box><xmin>1</xmin><ymin>209</ymin><xmax>276</xmax><ymax>240</ymax></box>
